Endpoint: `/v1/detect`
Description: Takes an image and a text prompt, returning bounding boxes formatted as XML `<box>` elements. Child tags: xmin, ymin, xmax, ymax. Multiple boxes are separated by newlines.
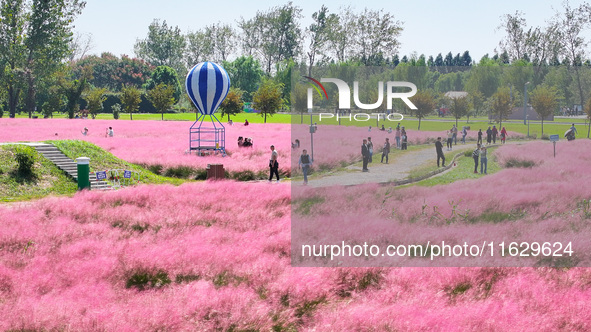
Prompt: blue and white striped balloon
<box><xmin>185</xmin><ymin>62</ymin><xmax>231</xmax><ymax>115</ymax></box>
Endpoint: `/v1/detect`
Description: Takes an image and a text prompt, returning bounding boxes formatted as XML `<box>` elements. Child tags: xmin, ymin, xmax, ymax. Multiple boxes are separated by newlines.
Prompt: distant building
<box><xmin>444</xmin><ymin>91</ymin><xmax>469</xmax><ymax>99</ymax></box>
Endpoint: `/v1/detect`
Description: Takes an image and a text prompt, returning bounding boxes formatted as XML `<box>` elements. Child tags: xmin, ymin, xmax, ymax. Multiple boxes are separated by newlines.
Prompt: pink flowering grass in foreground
<box><xmin>292</xmin><ymin>139</ymin><xmax>591</xmax><ymax>266</ymax></box>
<box><xmin>0</xmin><ymin>180</ymin><xmax>590</xmax><ymax>330</ymax></box>
<box><xmin>0</xmin><ymin>139</ymin><xmax>590</xmax><ymax>329</ymax></box>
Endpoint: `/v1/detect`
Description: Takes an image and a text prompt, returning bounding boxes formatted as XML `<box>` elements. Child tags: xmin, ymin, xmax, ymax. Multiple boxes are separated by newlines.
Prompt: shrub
<box><xmin>504</xmin><ymin>158</ymin><xmax>537</xmax><ymax>168</ymax></box>
<box><xmin>232</xmin><ymin>170</ymin><xmax>256</xmax><ymax>181</ymax></box>
<box><xmin>541</xmin><ymin>134</ymin><xmax>549</xmax><ymax>140</ymax></box>
<box><xmin>464</xmin><ymin>150</ymin><xmax>473</xmax><ymax>157</ymax></box>
<box><xmin>125</xmin><ymin>269</ymin><xmax>171</xmax><ymax>291</ymax></box>
<box><xmin>164</xmin><ymin>165</ymin><xmax>194</xmax><ymax>178</ymax></box>
<box><xmin>147</xmin><ymin>164</ymin><xmax>163</xmax><ymax>175</ymax></box>
<box><xmin>194</xmin><ymin>168</ymin><xmax>208</xmax><ymax>180</ymax></box>
<box><xmin>112</xmin><ymin>103</ymin><xmax>121</xmax><ymax>120</ymax></box>
<box><xmin>13</xmin><ymin>146</ymin><xmax>36</xmax><ymax>178</ymax></box>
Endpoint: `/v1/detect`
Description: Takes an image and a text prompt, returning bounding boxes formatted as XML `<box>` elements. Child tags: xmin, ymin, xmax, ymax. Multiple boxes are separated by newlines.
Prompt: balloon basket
<box><xmin>189</xmin><ymin>114</ymin><xmax>226</xmax><ymax>156</ymax></box>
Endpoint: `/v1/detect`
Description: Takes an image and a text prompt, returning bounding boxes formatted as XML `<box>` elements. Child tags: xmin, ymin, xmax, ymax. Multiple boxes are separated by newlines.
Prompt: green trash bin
<box><xmin>76</xmin><ymin>157</ymin><xmax>90</xmax><ymax>190</ymax></box>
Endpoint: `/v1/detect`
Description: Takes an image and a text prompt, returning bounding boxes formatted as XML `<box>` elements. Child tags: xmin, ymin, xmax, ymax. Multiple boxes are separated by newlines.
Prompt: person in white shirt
<box><xmin>268</xmin><ymin>145</ymin><xmax>279</xmax><ymax>182</ymax></box>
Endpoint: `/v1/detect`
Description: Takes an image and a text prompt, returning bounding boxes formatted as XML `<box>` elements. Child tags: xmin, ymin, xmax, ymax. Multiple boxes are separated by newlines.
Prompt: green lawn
<box><xmin>0</xmin><ymin>145</ymin><xmax>77</xmax><ymax>201</ymax></box>
<box><xmin>12</xmin><ymin>112</ymin><xmax>293</xmax><ymax>124</ymax></box>
<box><xmin>48</xmin><ymin>140</ymin><xmax>185</xmax><ymax>185</ymax></box>
<box><xmin>414</xmin><ymin>146</ymin><xmax>502</xmax><ymax>186</ymax></box>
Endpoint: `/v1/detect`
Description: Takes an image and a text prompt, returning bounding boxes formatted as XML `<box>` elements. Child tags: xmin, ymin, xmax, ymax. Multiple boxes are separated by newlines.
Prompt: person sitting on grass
<box><xmin>242</xmin><ymin>138</ymin><xmax>253</xmax><ymax>147</ymax></box>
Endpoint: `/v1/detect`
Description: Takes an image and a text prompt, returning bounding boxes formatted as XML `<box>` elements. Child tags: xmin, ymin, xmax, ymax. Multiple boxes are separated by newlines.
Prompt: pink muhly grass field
<box><xmin>0</xmin><ymin>140</ymin><xmax>590</xmax><ymax>330</ymax></box>
<box><xmin>0</xmin><ymin>118</ymin><xmax>292</xmax><ymax>175</ymax></box>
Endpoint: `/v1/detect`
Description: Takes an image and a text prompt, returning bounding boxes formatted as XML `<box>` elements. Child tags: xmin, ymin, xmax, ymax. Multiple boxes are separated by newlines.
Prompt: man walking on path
<box><xmin>461</xmin><ymin>126</ymin><xmax>467</xmax><ymax>144</ymax></box>
<box><xmin>446</xmin><ymin>130</ymin><xmax>453</xmax><ymax>150</ymax></box>
<box><xmin>452</xmin><ymin>125</ymin><xmax>458</xmax><ymax>145</ymax></box>
<box><xmin>486</xmin><ymin>126</ymin><xmax>492</xmax><ymax>144</ymax></box>
<box><xmin>298</xmin><ymin>149</ymin><xmax>312</xmax><ymax>184</ymax></box>
<box><xmin>435</xmin><ymin>137</ymin><xmax>446</xmax><ymax>167</ymax></box>
<box><xmin>361</xmin><ymin>139</ymin><xmax>370</xmax><ymax>172</ymax></box>
<box><xmin>473</xmin><ymin>144</ymin><xmax>480</xmax><ymax>173</ymax></box>
<box><xmin>381</xmin><ymin>138</ymin><xmax>391</xmax><ymax>163</ymax></box>
<box><xmin>268</xmin><ymin>145</ymin><xmax>280</xmax><ymax>182</ymax></box>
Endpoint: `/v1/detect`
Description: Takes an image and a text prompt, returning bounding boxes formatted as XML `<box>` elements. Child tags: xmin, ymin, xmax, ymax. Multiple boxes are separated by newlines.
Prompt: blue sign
<box><xmin>96</xmin><ymin>171</ymin><xmax>107</xmax><ymax>180</ymax></box>
<box><xmin>124</xmin><ymin>170</ymin><xmax>132</xmax><ymax>179</ymax></box>
<box><xmin>549</xmin><ymin>134</ymin><xmax>559</xmax><ymax>142</ymax></box>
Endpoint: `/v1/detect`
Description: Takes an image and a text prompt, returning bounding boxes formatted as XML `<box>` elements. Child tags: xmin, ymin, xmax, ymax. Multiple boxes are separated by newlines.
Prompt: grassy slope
<box><xmin>0</xmin><ymin>145</ymin><xmax>77</xmax><ymax>202</ymax></box>
<box><xmin>48</xmin><ymin>140</ymin><xmax>185</xmax><ymax>186</ymax></box>
<box><xmin>413</xmin><ymin>147</ymin><xmax>502</xmax><ymax>186</ymax></box>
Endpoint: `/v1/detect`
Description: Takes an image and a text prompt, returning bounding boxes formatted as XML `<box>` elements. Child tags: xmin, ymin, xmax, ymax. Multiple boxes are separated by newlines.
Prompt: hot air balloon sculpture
<box><xmin>186</xmin><ymin>61</ymin><xmax>230</xmax><ymax>155</ymax></box>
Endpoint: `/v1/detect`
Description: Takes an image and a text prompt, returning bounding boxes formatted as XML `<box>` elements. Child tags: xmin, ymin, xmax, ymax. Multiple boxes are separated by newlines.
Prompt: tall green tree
<box><xmin>222</xmin><ymin>56</ymin><xmax>263</xmax><ymax>102</ymax></box>
<box><xmin>147</xmin><ymin>83</ymin><xmax>174</xmax><ymax>121</ymax></box>
<box><xmin>306</xmin><ymin>5</ymin><xmax>337</xmax><ymax>76</ymax></box>
<box><xmin>120</xmin><ymin>85</ymin><xmax>142</xmax><ymax>120</ymax></box>
<box><xmin>134</xmin><ymin>19</ymin><xmax>186</xmax><ymax>75</ymax></box>
<box><xmin>489</xmin><ymin>87</ymin><xmax>514</xmax><ymax>129</ymax></box>
<box><xmin>529</xmin><ymin>85</ymin><xmax>558</xmax><ymax>136</ymax></box>
<box><xmin>144</xmin><ymin>65</ymin><xmax>181</xmax><ymax>102</ymax></box>
<box><xmin>220</xmin><ymin>87</ymin><xmax>244</xmax><ymax>121</ymax></box>
<box><xmin>355</xmin><ymin>8</ymin><xmax>403</xmax><ymax>65</ymax></box>
<box><xmin>238</xmin><ymin>2</ymin><xmax>302</xmax><ymax>73</ymax></box>
<box><xmin>0</xmin><ymin>0</ymin><xmax>85</xmax><ymax>118</ymax></box>
<box><xmin>410</xmin><ymin>91</ymin><xmax>435</xmax><ymax>130</ymax></box>
<box><xmin>186</xmin><ymin>22</ymin><xmax>236</xmax><ymax>65</ymax></box>
<box><xmin>57</xmin><ymin>64</ymin><xmax>92</xmax><ymax>119</ymax></box>
<box><xmin>84</xmin><ymin>87</ymin><xmax>107</xmax><ymax>119</ymax></box>
<box><xmin>22</xmin><ymin>0</ymin><xmax>85</xmax><ymax>117</ymax></box>
<box><xmin>448</xmin><ymin>95</ymin><xmax>469</xmax><ymax>127</ymax></box>
<box><xmin>252</xmin><ymin>78</ymin><xmax>285</xmax><ymax>123</ymax></box>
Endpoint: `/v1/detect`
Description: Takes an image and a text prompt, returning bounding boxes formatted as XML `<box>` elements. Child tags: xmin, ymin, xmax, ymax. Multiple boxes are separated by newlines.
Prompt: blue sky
<box><xmin>73</xmin><ymin>0</ymin><xmax>591</xmax><ymax>61</ymax></box>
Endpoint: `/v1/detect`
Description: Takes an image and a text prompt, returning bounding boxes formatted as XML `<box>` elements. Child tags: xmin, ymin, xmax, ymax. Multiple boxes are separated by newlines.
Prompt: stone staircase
<box><xmin>32</xmin><ymin>143</ymin><xmax>111</xmax><ymax>190</ymax></box>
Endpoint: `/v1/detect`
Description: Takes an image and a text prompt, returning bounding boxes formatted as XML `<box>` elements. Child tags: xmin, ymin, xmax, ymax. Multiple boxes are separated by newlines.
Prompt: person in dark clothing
<box><xmin>401</xmin><ymin>129</ymin><xmax>408</xmax><ymax>150</ymax></box>
<box><xmin>361</xmin><ymin>139</ymin><xmax>370</xmax><ymax>172</ymax></box>
<box><xmin>491</xmin><ymin>125</ymin><xmax>498</xmax><ymax>144</ymax></box>
<box><xmin>472</xmin><ymin>144</ymin><xmax>480</xmax><ymax>173</ymax></box>
<box><xmin>381</xmin><ymin>138</ymin><xmax>391</xmax><ymax>163</ymax></box>
<box><xmin>486</xmin><ymin>126</ymin><xmax>492</xmax><ymax>144</ymax></box>
<box><xmin>435</xmin><ymin>137</ymin><xmax>445</xmax><ymax>167</ymax></box>
<box><xmin>477</xmin><ymin>129</ymin><xmax>483</xmax><ymax>145</ymax></box>
<box><xmin>268</xmin><ymin>145</ymin><xmax>279</xmax><ymax>182</ymax></box>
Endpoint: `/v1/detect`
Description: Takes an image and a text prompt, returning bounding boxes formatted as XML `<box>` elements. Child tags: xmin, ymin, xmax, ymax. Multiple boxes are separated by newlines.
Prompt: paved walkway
<box><xmin>306</xmin><ymin>144</ymin><xmax>473</xmax><ymax>187</ymax></box>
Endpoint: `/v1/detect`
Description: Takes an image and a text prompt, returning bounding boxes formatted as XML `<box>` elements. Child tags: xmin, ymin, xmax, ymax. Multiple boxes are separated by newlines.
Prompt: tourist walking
<box><xmin>473</xmin><ymin>144</ymin><xmax>480</xmax><ymax>174</ymax></box>
<box><xmin>492</xmin><ymin>125</ymin><xmax>498</xmax><ymax>144</ymax></box>
<box><xmin>381</xmin><ymin>138</ymin><xmax>391</xmax><ymax>163</ymax></box>
<box><xmin>446</xmin><ymin>130</ymin><xmax>453</xmax><ymax>150</ymax></box>
<box><xmin>452</xmin><ymin>125</ymin><xmax>458</xmax><ymax>145</ymax></box>
<box><xmin>268</xmin><ymin>145</ymin><xmax>280</xmax><ymax>182</ymax></box>
<box><xmin>361</xmin><ymin>139</ymin><xmax>370</xmax><ymax>172</ymax></box>
<box><xmin>298</xmin><ymin>149</ymin><xmax>312</xmax><ymax>184</ymax></box>
<box><xmin>477</xmin><ymin>129</ymin><xmax>483</xmax><ymax>145</ymax></box>
<box><xmin>395</xmin><ymin>126</ymin><xmax>401</xmax><ymax>149</ymax></box>
<box><xmin>435</xmin><ymin>137</ymin><xmax>445</xmax><ymax>167</ymax></box>
<box><xmin>401</xmin><ymin>128</ymin><xmax>408</xmax><ymax>150</ymax></box>
<box><xmin>500</xmin><ymin>127</ymin><xmax>508</xmax><ymax>144</ymax></box>
<box><xmin>486</xmin><ymin>126</ymin><xmax>492</xmax><ymax>144</ymax></box>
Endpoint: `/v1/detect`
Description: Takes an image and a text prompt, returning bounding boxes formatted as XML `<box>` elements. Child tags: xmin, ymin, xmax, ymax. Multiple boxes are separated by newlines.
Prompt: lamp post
<box><xmin>526</xmin><ymin>114</ymin><xmax>530</xmax><ymax>138</ymax></box>
<box><xmin>309</xmin><ymin>113</ymin><xmax>317</xmax><ymax>162</ymax></box>
<box><xmin>523</xmin><ymin>82</ymin><xmax>530</xmax><ymax>125</ymax></box>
